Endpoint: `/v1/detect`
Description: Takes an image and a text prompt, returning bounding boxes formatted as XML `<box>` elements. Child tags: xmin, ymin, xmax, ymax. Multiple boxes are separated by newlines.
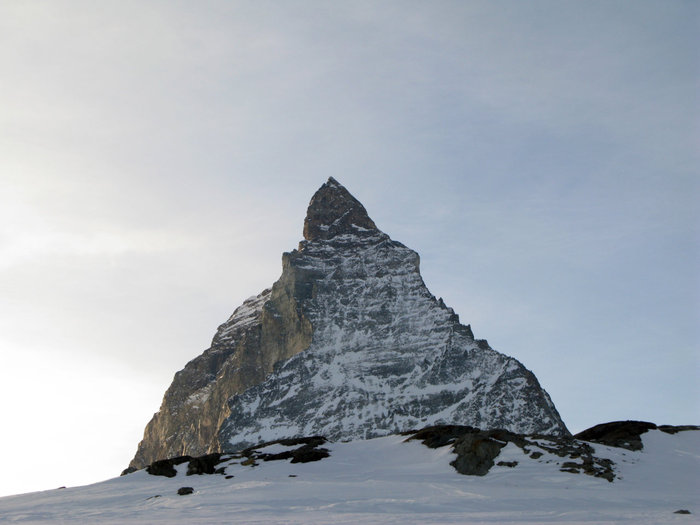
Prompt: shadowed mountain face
<box><xmin>303</xmin><ymin>177</ymin><xmax>377</xmax><ymax>241</ymax></box>
<box><xmin>130</xmin><ymin>178</ymin><xmax>568</xmax><ymax>468</ymax></box>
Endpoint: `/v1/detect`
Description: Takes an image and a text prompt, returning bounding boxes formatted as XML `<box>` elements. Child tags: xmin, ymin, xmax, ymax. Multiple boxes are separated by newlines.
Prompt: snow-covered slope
<box><xmin>2</xmin><ymin>429</ymin><xmax>697</xmax><ymax>524</ymax></box>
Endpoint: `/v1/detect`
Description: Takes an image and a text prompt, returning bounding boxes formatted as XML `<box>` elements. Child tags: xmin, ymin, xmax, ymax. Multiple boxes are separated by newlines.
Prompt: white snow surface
<box><xmin>1</xmin><ymin>430</ymin><xmax>697</xmax><ymax>524</ymax></box>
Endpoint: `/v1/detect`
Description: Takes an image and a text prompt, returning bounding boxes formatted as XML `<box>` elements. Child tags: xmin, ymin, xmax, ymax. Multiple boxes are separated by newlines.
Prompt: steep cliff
<box><xmin>130</xmin><ymin>266</ymin><xmax>312</xmax><ymax>468</ymax></box>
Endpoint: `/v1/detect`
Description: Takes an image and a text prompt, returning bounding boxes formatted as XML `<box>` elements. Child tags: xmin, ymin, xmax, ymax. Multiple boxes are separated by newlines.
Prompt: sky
<box><xmin>0</xmin><ymin>0</ymin><xmax>697</xmax><ymax>497</ymax></box>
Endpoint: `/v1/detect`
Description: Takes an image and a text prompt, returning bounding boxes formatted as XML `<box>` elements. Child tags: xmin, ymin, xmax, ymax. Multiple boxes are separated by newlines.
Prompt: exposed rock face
<box><xmin>130</xmin><ymin>177</ymin><xmax>568</xmax><ymax>468</ymax></box>
<box><xmin>130</xmin><ymin>270</ymin><xmax>312</xmax><ymax>467</ymax></box>
<box><xmin>303</xmin><ymin>177</ymin><xmax>377</xmax><ymax>241</ymax></box>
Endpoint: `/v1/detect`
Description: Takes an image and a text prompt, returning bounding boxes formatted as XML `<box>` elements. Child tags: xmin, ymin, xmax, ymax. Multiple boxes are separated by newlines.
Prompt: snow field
<box><xmin>0</xmin><ymin>430</ymin><xmax>697</xmax><ymax>524</ymax></box>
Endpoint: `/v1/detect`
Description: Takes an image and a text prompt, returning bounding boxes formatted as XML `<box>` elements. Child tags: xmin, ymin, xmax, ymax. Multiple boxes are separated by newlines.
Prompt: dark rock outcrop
<box><xmin>407</xmin><ymin>425</ymin><xmax>616</xmax><ymax>481</ymax></box>
<box><xmin>575</xmin><ymin>421</ymin><xmax>700</xmax><ymax>451</ymax></box>
<box><xmin>145</xmin><ymin>456</ymin><xmax>191</xmax><ymax>478</ymax></box>
<box><xmin>574</xmin><ymin>420</ymin><xmax>657</xmax><ymax>451</ymax></box>
<box><xmin>244</xmin><ymin>436</ymin><xmax>330</xmax><ymax>464</ymax></box>
<box><xmin>404</xmin><ymin>425</ymin><xmax>480</xmax><ymax>448</ymax></box>
<box><xmin>451</xmin><ymin>433</ymin><xmax>508</xmax><ymax>476</ymax></box>
<box><xmin>130</xmin><ymin>436</ymin><xmax>332</xmax><ymax>479</ymax></box>
<box><xmin>186</xmin><ymin>453</ymin><xmax>223</xmax><ymax>475</ymax></box>
<box><xmin>657</xmin><ymin>425</ymin><xmax>700</xmax><ymax>434</ymax></box>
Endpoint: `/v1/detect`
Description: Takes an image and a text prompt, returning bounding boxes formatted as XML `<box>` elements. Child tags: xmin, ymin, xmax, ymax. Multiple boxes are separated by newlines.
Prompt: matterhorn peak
<box><xmin>129</xmin><ymin>179</ymin><xmax>569</xmax><ymax>468</ymax></box>
<box><xmin>303</xmin><ymin>177</ymin><xmax>378</xmax><ymax>241</ymax></box>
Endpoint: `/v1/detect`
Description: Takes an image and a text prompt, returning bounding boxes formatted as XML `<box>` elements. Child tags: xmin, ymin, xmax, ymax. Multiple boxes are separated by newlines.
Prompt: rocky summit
<box><xmin>130</xmin><ymin>178</ymin><xmax>568</xmax><ymax>469</ymax></box>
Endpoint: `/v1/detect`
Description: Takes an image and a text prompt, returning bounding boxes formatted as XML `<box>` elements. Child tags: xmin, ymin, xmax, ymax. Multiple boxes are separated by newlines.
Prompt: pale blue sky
<box><xmin>0</xmin><ymin>1</ymin><xmax>697</xmax><ymax>496</ymax></box>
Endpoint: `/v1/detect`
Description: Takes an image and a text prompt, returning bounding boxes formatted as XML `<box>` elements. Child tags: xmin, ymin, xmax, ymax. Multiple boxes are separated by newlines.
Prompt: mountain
<box><xmin>130</xmin><ymin>178</ymin><xmax>568</xmax><ymax>468</ymax></box>
<box><xmin>2</xmin><ymin>425</ymin><xmax>698</xmax><ymax>524</ymax></box>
